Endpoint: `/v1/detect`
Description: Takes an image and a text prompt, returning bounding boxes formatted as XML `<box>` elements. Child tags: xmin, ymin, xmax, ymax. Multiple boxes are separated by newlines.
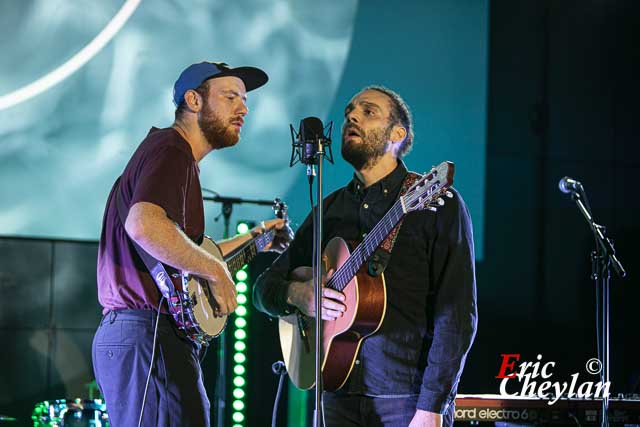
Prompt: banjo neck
<box><xmin>223</xmin><ymin>229</ymin><xmax>276</xmax><ymax>275</ymax></box>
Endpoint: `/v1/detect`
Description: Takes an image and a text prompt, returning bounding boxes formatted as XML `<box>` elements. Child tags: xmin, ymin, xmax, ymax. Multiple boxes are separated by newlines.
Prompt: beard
<box><xmin>341</xmin><ymin>123</ymin><xmax>392</xmax><ymax>170</ymax></box>
<box><xmin>198</xmin><ymin>102</ymin><xmax>239</xmax><ymax>149</ymax></box>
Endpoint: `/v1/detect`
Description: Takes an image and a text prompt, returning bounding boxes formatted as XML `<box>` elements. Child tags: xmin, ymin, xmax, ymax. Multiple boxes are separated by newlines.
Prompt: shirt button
<box><xmin>355</xmin><ymin>359</ymin><xmax>360</xmax><ymax>365</ymax></box>
<box><xmin>363</xmin><ymin>203</ymin><xmax>369</xmax><ymax>209</ymax></box>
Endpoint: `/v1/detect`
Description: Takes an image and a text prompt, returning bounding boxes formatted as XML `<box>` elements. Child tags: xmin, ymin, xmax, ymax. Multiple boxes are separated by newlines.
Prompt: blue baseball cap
<box><xmin>172</xmin><ymin>61</ymin><xmax>268</xmax><ymax>107</ymax></box>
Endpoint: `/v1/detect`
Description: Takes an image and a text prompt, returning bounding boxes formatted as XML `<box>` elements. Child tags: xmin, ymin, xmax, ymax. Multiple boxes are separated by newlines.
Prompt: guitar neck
<box><xmin>328</xmin><ymin>200</ymin><xmax>405</xmax><ymax>292</ymax></box>
<box><xmin>325</xmin><ymin>163</ymin><xmax>455</xmax><ymax>293</ymax></box>
<box><xmin>224</xmin><ymin>229</ymin><xmax>275</xmax><ymax>276</ymax></box>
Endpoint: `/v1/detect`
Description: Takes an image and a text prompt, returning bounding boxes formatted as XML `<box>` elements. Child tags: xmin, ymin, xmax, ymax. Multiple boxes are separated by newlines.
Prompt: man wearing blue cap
<box><xmin>92</xmin><ymin>61</ymin><xmax>288</xmax><ymax>426</ymax></box>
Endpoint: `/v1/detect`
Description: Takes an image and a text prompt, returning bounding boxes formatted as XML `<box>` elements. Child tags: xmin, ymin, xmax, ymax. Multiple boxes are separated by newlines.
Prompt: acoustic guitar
<box><xmin>279</xmin><ymin>161</ymin><xmax>454</xmax><ymax>390</ymax></box>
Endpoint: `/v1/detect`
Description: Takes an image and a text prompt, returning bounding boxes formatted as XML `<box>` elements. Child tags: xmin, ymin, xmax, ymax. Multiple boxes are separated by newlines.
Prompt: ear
<box><xmin>183</xmin><ymin>89</ymin><xmax>203</xmax><ymax>113</ymax></box>
<box><xmin>390</xmin><ymin>124</ymin><xmax>407</xmax><ymax>144</ymax></box>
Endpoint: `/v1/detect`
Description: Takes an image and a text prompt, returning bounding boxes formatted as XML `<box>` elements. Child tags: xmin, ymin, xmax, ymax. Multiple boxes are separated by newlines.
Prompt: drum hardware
<box><xmin>31</xmin><ymin>399</ymin><xmax>108</xmax><ymax>427</ymax></box>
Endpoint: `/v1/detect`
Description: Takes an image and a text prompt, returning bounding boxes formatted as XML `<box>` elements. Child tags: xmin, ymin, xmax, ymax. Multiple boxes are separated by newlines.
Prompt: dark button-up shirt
<box><xmin>253</xmin><ymin>161</ymin><xmax>477</xmax><ymax>413</ymax></box>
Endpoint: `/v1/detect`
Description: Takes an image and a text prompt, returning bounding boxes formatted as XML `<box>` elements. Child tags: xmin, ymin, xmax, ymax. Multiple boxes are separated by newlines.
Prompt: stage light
<box><xmin>231</xmin><ymin>257</ymin><xmax>250</xmax><ymax>425</ymax></box>
<box><xmin>236</xmin><ymin>282</ymin><xmax>248</xmax><ymax>294</ymax></box>
<box><xmin>236</xmin><ymin>220</ymin><xmax>256</xmax><ymax>235</ymax></box>
<box><xmin>234</xmin><ymin>328</ymin><xmax>246</xmax><ymax>340</ymax></box>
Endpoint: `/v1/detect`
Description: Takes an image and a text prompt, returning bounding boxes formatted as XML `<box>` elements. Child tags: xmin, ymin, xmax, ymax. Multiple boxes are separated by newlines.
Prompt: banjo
<box><xmin>168</xmin><ymin>199</ymin><xmax>288</xmax><ymax>344</ymax></box>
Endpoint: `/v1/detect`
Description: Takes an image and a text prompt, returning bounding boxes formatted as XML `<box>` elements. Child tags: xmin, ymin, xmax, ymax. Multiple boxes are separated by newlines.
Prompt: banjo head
<box><xmin>188</xmin><ymin>276</ymin><xmax>227</xmax><ymax>339</ymax></box>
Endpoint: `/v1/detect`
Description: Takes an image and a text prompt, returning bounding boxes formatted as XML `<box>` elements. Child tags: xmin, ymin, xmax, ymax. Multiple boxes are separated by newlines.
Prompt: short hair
<box><xmin>174</xmin><ymin>80</ymin><xmax>210</xmax><ymax>120</ymax></box>
<box><xmin>362</xmin><ymin>85</ymin><xmax>414</xmax><ymax>157</ymax></box>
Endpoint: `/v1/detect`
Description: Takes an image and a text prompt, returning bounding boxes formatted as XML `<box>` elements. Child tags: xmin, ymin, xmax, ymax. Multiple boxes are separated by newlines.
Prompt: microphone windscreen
<box><xmin>300</xmin><ymin>117</ymin><xmax>324</xmax><ymax>141</ymax></box>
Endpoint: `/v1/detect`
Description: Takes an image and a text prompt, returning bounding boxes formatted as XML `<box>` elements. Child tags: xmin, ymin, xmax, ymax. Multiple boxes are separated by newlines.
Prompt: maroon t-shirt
<box><xmin>97</xmin><ymin>127</ymin><xmax>204</xmax><ymax>313</ymax></box>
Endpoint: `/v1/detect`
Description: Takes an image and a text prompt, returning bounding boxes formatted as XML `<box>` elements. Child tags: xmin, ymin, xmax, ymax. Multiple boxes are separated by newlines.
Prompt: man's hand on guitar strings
<box><xmin>271</xmin><ymin>220</ymin><xmax>294</xmax><ymax>253</ymax></box>
<box><xmin>286</xmin><ymin>269</ymin><xmax>346</xmax><ymax>321</ymax></box>
<box><xmin>205</xmin><ymin>265</ymin><xmax>238</xmax><ymax>317</ymax></box>
<box><xmin>251</xmin><ymin>218</ymin><xmax>294</xmax><ymax>253</ymax></box>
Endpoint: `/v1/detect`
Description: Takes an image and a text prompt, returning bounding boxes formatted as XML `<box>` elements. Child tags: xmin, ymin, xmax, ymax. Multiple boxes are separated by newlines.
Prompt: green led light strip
<box><xmin>231</xmin><ymin>221</ymin><xmax>251</xmax><ymax>426</ymax></box>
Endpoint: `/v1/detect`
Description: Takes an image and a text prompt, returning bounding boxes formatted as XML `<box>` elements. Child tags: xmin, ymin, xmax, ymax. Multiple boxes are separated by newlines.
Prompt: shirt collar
<box><xmin>349</xmin><ymin>160</ymin><xmax>408</xmax><ymax>197</ymax></box>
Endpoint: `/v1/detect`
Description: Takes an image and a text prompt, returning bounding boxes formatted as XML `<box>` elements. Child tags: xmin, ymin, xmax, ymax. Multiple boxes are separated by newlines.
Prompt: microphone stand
<box><xmin>289</xmin><ymin>119</ymin><xmax>333</xmax><ymax>427</ymax></box>
<box><xmin>203</xmin><ymin>193</ymin><xmax>275</xmax><ymax>427</ymax></box>
<box><xmin>204</xmin><ymin>195</ymin><xmax>275</xmax><ymax>238</ymax></box>
<box><xmin>312</xmin><ymin>139</ymin><xmax>325</xmax><ymax>427</ymax></box>
<box><xmin>301</xmin><ymin>141</ymin><xmax>326</xmax><ymax>427</ymax></box>
<box><xmin>569</xmin><ymin>189</ymin><xmax>626</xmax><ymax>427</ymax></box>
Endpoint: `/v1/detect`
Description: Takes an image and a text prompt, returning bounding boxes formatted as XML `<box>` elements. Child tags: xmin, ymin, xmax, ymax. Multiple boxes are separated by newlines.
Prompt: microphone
<box><xmin>289</xmin><ymin>116</ymin><xmax>334</xmax><ymax>171</ymax></box>
<box><xmin>300</xmin><ymin>117</ymin><xmax>324</xmax><ymax>165</ymax></box>
<box><xmin>558</xmin><ymin>176</ymin><xmax>583</xmax><ymax>194</ymax></box>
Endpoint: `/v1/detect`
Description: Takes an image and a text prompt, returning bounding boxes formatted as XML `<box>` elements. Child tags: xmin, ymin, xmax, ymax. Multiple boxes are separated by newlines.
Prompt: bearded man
<box><xmin>253</xmin><ymin>86</ymin><xmax>478</xmax><ymax>427</ymax></box>
<box><xmin>92</xmin><ymin>62</ymin><xmax>289</xmax><ymax>427</ymax></box>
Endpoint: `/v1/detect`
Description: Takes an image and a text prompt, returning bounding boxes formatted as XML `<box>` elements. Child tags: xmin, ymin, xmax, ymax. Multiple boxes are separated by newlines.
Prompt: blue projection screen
<box><xmin>0</xmin><ymin>0</ymin><xmax>487</xmax><ymax>259</ymax></box>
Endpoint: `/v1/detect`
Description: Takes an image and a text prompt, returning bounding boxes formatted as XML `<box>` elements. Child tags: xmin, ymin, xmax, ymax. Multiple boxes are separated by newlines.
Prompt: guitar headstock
<box><xmin>253</xmin><ymin>198</ymin><xmax>292</xmax><ymax>253</ymax></box>
<box><xmin>272</xmin><ymin>198</ymin><xmax>288</xmax><ymax>221</ymax></box>
<box><xmin>401</xmin><ymin>161</ymin><xmax>455</xmax><ymax>214</ymax></box>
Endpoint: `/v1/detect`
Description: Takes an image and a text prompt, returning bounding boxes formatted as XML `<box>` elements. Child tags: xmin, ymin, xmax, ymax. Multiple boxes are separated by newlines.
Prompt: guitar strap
<box><xmin>368</xmin><ymin>171</ymin><xmax>421</xmax><ymax>277</ymax></box>
<box><xmin>113</xmin><ymin>177</ymin><xmax>177</xmax><ymax>304</ymax></box>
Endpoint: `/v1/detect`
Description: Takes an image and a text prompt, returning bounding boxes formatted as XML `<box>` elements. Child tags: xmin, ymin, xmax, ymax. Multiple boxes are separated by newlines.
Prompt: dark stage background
<box><xmin>465</xmin><ymin>0</ymin><xmax>640</xmax><ymax>395</ymax></box>
<box><xmin>1</xmin><ymin>0</ymin><xmax>639</xmax><ymax>426</ymax></box>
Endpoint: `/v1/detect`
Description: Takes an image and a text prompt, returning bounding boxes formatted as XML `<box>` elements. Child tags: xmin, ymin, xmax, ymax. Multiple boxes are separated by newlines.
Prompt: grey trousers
<box><xmin>92</xmin><ymin>309</ymin><xmax>210</xmax><ymax>427</ymax></box>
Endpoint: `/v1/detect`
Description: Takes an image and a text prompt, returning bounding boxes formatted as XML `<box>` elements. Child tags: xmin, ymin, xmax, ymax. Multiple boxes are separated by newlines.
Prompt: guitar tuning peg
<box><xmin>437</xmin><ymin>198</ymin><xmax>445</xmax><ymax>206</ymax></box>
<box><xmin>427</xmin><ymin>206</ymin><xmax>437</xmax><ymax>212</ymax></box>
<box><xmin>445</xmin><ymin>191</ymin><xmax>453</xmax><ymax>198</ymax></box>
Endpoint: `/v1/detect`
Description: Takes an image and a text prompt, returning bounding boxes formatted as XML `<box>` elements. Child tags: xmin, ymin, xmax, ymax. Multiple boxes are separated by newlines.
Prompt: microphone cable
<box><xmin>138</xmin><ymin>295</ymin><xmax>165</xmax><ymax>427</ymax></box>
<box><xmin>271</xmin><ymin>361</ymin><xmax>288</xmax><ymax>427</ymax></box>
